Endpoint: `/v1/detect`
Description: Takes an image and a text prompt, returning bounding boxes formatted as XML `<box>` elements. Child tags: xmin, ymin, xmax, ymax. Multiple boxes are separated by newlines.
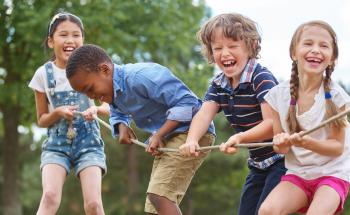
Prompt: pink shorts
<box><xmin>281</xmin><ymin>174</ymin><xmax>349</xmax><ymax>214</ymax></box>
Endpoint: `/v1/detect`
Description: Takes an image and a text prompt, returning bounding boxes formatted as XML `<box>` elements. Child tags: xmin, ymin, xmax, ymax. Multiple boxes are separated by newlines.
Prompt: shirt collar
<box><xmin>213</xmin><ymin>58</ymin><xmax>258</xmax><ymax>89</ymax></box>
<box><xmin>113</xmin><ymin>64</ymin><xmax>123</xmax><ymax>101</ymax></box>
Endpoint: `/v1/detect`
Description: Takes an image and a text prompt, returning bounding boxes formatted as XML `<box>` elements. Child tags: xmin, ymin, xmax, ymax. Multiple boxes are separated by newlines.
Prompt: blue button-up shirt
<box><xmin>109</xmin><ymin>63</ymin><xmax>215</xmax><ymax>138</ymax></box>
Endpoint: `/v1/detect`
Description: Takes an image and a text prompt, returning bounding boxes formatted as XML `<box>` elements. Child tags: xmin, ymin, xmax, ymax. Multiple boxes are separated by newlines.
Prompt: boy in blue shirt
<box><xmin>66</xmin><ymin>44</ymin><xmax>215</xmax><ymax>215</ymax></box>
<box><xmin>179</xmin><ymin>13</ymin><xmax>286</xmax><ymax>215</ymax></box>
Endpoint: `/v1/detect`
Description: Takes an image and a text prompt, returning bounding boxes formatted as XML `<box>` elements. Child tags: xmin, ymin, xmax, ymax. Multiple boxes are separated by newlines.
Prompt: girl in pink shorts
<box><xmin>259</xmin><ymin>20</ymin><xmax>350</xmax><ymax>215</ymax></box>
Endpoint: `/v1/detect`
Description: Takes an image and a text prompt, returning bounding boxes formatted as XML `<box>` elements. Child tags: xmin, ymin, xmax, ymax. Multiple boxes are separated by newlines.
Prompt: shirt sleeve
<box><xmin>331</xmin><ymin>82</ymin><xmax>350</xmax><ymax>109</ymax></box>
<box><xmin>109</xmin><ymin>105</ymin><xmax>132</xmax><ymax>137</ymax></box>
<box><xmin>28</xmin><ymin>66</ymin><xmax>46</xmax><ymax>93</ymax></box>
<box><xmin>263</xmin><ymin>85</ymin><xmax>279</xmax><ymax>112</ymax></box>
<box><xmin>132</xmin><ymin>64</ymin><xmax>199</xmax><ymax>122</ymax></box>
<box><xmin>203</xmin><ymin>84</ymin><xmax>221</xmax><ymax>112</ymax></box>
<box><xmin>252</xmin><ymin>69</ymin><xmax>278</xmax><ymax>103</ymax></box>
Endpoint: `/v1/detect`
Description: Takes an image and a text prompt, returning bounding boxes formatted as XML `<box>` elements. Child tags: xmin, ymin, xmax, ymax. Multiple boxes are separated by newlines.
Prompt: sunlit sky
<box><xmin>205</xmin><ymin>0</ymin><xmax>350</xmax><ymax>84</ymax></box>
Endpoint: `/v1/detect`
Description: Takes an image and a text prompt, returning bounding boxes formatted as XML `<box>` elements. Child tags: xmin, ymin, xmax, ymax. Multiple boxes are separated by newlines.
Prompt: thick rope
<box><xmin>75</xmin><ymin>108</ymin><xmax>350</xmax><ymax>153</ymax></box>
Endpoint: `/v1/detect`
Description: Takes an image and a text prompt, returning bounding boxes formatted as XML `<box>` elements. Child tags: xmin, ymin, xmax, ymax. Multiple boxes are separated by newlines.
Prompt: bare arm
<box><xmin>291</xmin><ymin>125</ymin><xmax>345</xmax><ymax>156</ymax></box>
<box><xmin>81</xmin><ymin>102</ymin><xmax>110</xmax><ymax>121</ymax></box>
<box><xmin>34</xmin><ymin>90</ymin><xmax>76</xmax><ymax>127</ymax></box>
<box><xmin>220</xmin><ymin>102</ymin><xmax>274</xmax><ymax>154</ymax></box>
<box><xmin>270</xmin><ymin>105</ymin><xmax>292</xmax><ymax>154</ymax></box>
<box><xmin>147</xmin><ymin>119</ymin><xmax>180</xmax><ymax>155</ymax></box>
<box><xmin>179</xmin><ymin>101</ymin><xmax>218</xmax><ymax>156</ymax></box>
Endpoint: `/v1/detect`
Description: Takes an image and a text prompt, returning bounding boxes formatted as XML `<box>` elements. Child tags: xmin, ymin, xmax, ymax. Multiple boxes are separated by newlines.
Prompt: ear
<box><xmin>47</xmin><ymin>37</ymin><xmax>54</xmax><ymax>49</ymax></box>
<box><xmin>98</xmin><ymin>63</ymin><xmax>112</xmax><ymax>77</ymax></box>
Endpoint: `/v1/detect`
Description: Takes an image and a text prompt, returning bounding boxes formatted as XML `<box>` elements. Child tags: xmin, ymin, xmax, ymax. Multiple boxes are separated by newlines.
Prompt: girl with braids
<box><xmin>28</xmin><ymin>12</ymin><xmax>109</xmax><ymax>215</ymax></box>
<box><xmin>259</xmin><ymin>20</ymin><xmax>350</xmax><ymax>215</ymax></box>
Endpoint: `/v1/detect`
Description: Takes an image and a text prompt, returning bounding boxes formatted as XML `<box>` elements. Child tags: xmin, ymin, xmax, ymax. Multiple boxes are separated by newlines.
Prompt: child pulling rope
<box><xmin>76</xmin><ymin>108</ymin><xmax>350</xmax><ymax>153</ymax></box>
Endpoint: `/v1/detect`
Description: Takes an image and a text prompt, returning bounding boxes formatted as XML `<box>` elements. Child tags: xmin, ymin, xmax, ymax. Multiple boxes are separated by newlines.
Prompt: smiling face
<box><xmin>291</xmin><ymin>25</ymin><xmax>334</xmax><ymax>76</ymax></box>
<box><xmin>211</xmin><ymin>28</ymin><xmax>250</xmax><ymax>82</ymax></box>
<box><xmin>68</xmin><ymin>63</ymin><xmax>114</xmax><ymax>104</ymax></box>
<box><xmin>48</xmin><ymin>20</ymin><xmax>83</xmax><ymax>68</ymax></box>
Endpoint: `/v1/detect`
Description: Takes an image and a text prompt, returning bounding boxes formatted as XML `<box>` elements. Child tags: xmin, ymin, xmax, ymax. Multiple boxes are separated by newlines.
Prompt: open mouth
<box><xmin>63</xmin><ymin>46</ymin><xmax>75</xmax><ymax>53</ymax></box>
<box><xmin>305</xmin><ymin>57</ymin><xmax>322</xmax><ymax>65</ymax></box>
<box><xmin>222</xmin><ymin>60</ymin><xmax>236</xmax><ymax>68</ymax></box>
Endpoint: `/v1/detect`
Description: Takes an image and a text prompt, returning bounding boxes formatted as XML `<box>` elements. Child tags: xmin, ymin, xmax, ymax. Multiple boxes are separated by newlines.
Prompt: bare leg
<box><xmin>80</xmin><ymin>166</ymin><xmax>104</xmax><ymax>215</ymax></box>
<box><xmin>147</xmin><ymin>193</ymin><xmax>182</xmax><ymax>215</ymax></box>
<box><xmin>258</xmin><ymin>181</ymin><xmax>308</xmax><ymax>215</ymax></box>
<box><xmin>36</xmin><ymin>164</ymin><xmax>66</xmax><ymax>215</ymax></box>
<box><xmin>306</xmin><ymin>185</ymin><xmax>340</xmax><ymax>215</ymax></box>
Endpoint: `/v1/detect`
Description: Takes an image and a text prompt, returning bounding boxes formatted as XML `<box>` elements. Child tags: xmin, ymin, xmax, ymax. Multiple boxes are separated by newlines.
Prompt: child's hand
<box><xmin>273</xmin><ymin>132</ymin><xmax>291</xmax><ymax>154</ymax></box>
<box><xmin>289</xmin><ymin>132</ymin><xmax>310</xmax><ymax>148</ymax></box>
<box><xmin>81</xmin><ymin>106</ymin><xmax>98</xmax><ymax>121</ymax></box>
<box><xmin>146</xmin><ymin>133</ymin><xmax>164</xmax><ymax>156</ymax></box>
<box><xmin>179</xmin><ymin>141</ymin><xmax>200</xmax><ymax>157</ymax></box>
<box><xmin>118</xmin><ymin>124</ymin><xmax>136</xmax><ymax>145</ymax></box>
<box><xmin>220</xmin><ymin>134</ymin><xmax>241</xmax><ymax>154</ymax></box>
<box><xmin>56</xmin><ymin>105</ymin><xmax>78</xmax><ymax>121</ymax></box>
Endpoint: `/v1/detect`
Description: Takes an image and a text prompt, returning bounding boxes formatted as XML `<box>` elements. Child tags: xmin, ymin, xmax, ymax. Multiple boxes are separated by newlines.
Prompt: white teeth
<box><xmin>64</xmin><ymin>47</ymin><xmax>74</xmax><ymax>51</ymax></box>
<box><xmin>223</xmin><ymin>60</ymin><xmax>235</xmax><ymax>67</ymax></box>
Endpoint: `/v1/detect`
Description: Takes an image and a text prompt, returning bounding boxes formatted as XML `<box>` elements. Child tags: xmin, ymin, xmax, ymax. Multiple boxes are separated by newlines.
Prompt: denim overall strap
<box><xmin>45</xmin><ymin>62</ymin><xmax>56</xmax><ymax>96</ymax></box>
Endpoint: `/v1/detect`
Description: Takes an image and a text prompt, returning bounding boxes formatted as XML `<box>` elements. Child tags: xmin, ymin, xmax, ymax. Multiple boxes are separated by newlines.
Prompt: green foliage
<box><xmin>2</xmin><ymin>0</ymin><xmax>349</xmax><ymax>214</ymax></box>
<box><xmin>2</xmin><ymin>0</ymin><xmax>242</xmax><ymax>214</ymax></box>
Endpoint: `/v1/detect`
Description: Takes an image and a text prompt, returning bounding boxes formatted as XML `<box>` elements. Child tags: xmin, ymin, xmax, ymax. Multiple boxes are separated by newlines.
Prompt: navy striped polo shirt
<box><xmin>204</xmin><ymin>59</ymin><xmax>283</xmax><ymax>168</ymax></box>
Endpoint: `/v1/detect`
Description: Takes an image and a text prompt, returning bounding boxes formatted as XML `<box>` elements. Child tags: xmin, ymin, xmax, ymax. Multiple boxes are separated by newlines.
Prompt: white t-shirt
<box><xmin>265</xmin><ymin>80</ymin><xmax>350</xmax><ymax>182</ymax></box>
<box><xmin>28</xmin><ymin>62</ymin><xmax>94</xmax><ymax>111</ymax></box>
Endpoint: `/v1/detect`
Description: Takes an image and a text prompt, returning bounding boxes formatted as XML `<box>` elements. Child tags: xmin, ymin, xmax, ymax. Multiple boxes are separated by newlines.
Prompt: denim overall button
<box><xmin>69</xmin><ymin>92</ymin><xmax>74</xmax><ymax>96</ymax></box>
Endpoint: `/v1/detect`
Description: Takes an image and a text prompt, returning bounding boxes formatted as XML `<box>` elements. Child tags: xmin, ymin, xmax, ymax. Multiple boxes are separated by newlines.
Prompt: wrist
<box><xmin>235</xmin><ymin>132</ymin><xmax>244</xmax><ymax>143</ymax></box>
<box><xmin>152</xmin><ymin>131</ymin><xmax>164</xmax><ymax>140</ymax></box>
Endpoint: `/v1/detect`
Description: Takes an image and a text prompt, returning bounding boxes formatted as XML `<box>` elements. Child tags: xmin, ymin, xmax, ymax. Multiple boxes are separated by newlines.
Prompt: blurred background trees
<box><xmin>1</xmin><ymin>0</ymin><xmax>349</xmax><ymax>214</ymax></box>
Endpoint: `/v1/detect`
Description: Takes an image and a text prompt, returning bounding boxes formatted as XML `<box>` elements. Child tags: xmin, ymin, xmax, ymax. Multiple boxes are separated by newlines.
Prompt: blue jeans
<box><xmin>238</xmin><ymin>159</ymin><xmax>286</xmax><ymax>215</ymax></box>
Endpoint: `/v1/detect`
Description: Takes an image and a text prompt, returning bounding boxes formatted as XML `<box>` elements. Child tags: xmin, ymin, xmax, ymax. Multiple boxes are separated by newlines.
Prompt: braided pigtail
<box><xmin>287</xmin><ymin>61</ymin><xmax>301</xmax><ymax>133</ymax></box>
<box><xmin>324</xmin><ymin>65</ymin><xmax>347</xmax><ymax>129</ymax></box>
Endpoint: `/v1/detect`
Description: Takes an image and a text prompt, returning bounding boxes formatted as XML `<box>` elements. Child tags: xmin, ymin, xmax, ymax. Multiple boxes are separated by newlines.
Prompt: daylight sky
<box><xmin>204</xmin><ymin>0</ymin><xmax>350</xmax><ymax>84</ymax></box>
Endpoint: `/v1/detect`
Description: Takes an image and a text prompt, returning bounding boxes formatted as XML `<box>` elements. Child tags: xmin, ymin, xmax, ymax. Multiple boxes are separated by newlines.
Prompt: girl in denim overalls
<box><xmin>28</xmin><ymin>12</ymin><xmax>109</xmax><ymax>215</ymax></box>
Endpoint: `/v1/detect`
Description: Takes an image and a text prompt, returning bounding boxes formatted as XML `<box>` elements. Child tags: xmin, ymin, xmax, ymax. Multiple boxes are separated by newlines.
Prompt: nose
<box><xmin>222</xmin><ymin>47</ymin><xmax>230</xmax><ymax>56</ymax></box>
<box><xmin>65</xmin><ymin>36</ymin><xmax>74</xmax><ymax>44</ymax></box>
<box><xmin>311</xmin><ymin>45</ymin><xmax>320</xmax><ymax>54</ymax></box>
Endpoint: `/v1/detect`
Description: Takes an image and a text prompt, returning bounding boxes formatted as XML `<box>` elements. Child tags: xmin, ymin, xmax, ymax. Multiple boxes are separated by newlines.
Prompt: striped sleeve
<box><xmin>252</xmin><ymin>69</ymin><xmax>278</xmax><ymax>103</ymax></box>
<box><xmin>204</xmin><ymin>84</ymin><xmax>222</xmax><ymax>112</ymax></box>
<box><xmin>204</xmin><ymin>83</ymin><xmax>219</xmax><ymax>103</ymax></box>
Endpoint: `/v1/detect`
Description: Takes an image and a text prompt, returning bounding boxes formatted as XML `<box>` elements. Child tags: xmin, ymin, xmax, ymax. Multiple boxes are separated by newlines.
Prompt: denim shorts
<box><xmin>41</xmin><ymin>120</ymin><xmax>107</xmax><ymax>177</ymax></box>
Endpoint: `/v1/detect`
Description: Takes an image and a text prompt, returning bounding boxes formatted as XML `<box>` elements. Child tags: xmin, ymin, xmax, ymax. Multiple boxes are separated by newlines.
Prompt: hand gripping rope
<box><xmin>75</xmin><ymin>108</ymin><xmax>350</xmax><ymax>153</ymax></box>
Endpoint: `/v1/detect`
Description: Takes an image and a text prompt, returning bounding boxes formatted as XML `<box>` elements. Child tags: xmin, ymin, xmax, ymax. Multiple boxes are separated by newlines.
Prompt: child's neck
<box><xmin>298</xmin><ymin>72</ymin><xmax>323</xmax><ymax>93</ymax></box>
<box><xmin>53</xmin><ymin>59</ymin><xmax>67</xmax><ymax>70</ymax></box>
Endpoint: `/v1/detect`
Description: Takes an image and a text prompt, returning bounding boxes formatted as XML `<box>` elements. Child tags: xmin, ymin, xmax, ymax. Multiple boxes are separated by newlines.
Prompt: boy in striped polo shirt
<box><xmin>179</xmin><ymin>13</ymin><xmax>286</xmax><ymax>215</ymax></box>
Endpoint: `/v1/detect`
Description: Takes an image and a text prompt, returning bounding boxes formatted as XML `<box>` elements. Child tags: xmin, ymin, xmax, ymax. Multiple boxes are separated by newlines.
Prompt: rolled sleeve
<box><xmin>166</xmin><ymin>106</ymin><xmax>193</xmax><ymax>122</ymax></box>
<box><xmin>109</xmin><ymin>108</ymin><xmax>131</xmax><ymax>137</ymax></box>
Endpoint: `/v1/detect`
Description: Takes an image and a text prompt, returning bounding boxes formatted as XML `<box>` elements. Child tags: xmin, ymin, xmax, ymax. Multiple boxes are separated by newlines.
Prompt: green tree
<box><xmin>1</xmin><ymin>0</ymin><xmax>217</xmax><ymax>214</ymax></box>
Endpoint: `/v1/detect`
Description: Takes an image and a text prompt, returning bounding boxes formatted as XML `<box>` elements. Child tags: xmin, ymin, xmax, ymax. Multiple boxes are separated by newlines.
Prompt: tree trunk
<box><xmin>2</xmin><ymin>106</ymin><xmax>22</xmax><ymax>215</ymax></box>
